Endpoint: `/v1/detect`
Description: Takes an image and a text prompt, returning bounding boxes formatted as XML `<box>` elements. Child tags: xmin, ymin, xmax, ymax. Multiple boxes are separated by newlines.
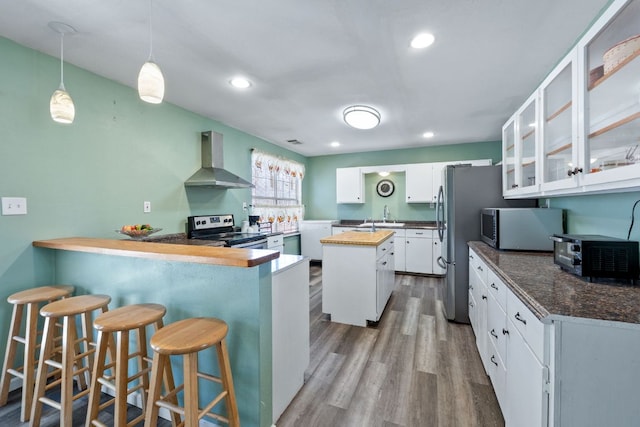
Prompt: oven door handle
<box><xmin>231</xmin><ymin>239</ymin><xmax>268</xmax><ymax>249</ymax></box>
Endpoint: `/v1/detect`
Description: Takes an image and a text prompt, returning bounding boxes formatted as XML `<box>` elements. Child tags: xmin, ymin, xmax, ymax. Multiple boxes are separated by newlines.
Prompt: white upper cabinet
<box><xmin>336</xmin><ymin>167</ymin><xmax>364</xmax><ymax>203</ymax></box>
<box><xmin>405</xmin><ymin>163</ymin><xmax>434</xmax><ymax>203</ymax></box>
<box><xmin>503</xmin><ymin>0</ymin><xmax>640</xmax><ymax>198</ymax></box>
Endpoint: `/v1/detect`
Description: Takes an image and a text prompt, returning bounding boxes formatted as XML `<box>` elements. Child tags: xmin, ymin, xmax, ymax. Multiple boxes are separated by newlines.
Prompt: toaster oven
<box><xmin>550</xmin><ymin>234</ymin><xmax>639</xmax><ymax>282</ymax></box>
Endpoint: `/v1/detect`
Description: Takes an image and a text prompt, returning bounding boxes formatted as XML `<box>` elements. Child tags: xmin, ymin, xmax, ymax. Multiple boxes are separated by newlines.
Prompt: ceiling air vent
<box><xmin>287</xmin><ymin>139</ymin><xmax>303</xmax><ymax>145</ymax></box>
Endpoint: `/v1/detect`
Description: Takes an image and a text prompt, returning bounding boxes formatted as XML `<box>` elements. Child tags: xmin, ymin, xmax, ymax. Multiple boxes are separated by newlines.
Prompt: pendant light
<box><xmin>49</xmin><ymin>22</ymin><xmax>76</xmax><ymax>124</ymax></box>
<box><xmin>138</xmin><ymin>0</ymin><xmax>164</xmax><ymax>103</ymax></box>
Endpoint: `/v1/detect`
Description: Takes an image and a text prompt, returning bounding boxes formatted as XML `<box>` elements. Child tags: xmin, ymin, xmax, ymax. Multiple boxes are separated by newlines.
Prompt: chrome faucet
<box><xmin>383</xmin><ymin>205</ymin><xmax>389</xmax><ymax>223</ymax></box>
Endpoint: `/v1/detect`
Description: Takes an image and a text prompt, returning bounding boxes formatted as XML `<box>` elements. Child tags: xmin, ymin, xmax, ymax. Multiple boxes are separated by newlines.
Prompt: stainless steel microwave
<box><xmin>480</xmin><ymin>208</ymin><xmax>564</xmax><ymax>251</ymax></box>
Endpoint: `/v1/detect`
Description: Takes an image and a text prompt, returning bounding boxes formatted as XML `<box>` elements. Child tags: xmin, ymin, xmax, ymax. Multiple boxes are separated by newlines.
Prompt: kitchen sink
<box><xmin>358</xmin><ymin>222</ymin><xmax>405</xmax><ymax>228</ymax></box>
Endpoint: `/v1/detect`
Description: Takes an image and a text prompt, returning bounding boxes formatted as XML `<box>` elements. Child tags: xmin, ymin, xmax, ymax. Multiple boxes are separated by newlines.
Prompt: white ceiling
<box><xmin>0</xmin><ymin>0</ymin><xmax>610</xmax><ymax>157</ymax></box>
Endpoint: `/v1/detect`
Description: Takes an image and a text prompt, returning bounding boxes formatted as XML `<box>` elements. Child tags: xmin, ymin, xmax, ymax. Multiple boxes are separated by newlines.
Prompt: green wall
<box><xmin>304</xmin><ymin>141</ymin><xmax>502</xmax><ymax>220</ymax></box>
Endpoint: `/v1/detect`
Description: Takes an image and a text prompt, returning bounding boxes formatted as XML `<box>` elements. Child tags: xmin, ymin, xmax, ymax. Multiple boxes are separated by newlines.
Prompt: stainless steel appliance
<box><xmin>551</xmin><ymin>234</ymin><xmax>639</xmax><ymax>282</ymax></box>
<box><xmin>435</xmin><ymin>165</ymin><xmax>535</xmax><ymax>323</ymax></box>
<box><xmin>480</xmin><ymin>207</ymin><xmax>563</xmax><ymax>251</ymax></box>
<box><xmin>187</xmin><ymin>214</ymin><xmax>267</xmax><ymax>249</ymax></box>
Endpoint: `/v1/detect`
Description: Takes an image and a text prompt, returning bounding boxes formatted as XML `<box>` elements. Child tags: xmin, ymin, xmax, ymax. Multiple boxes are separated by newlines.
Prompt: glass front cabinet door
<box><xmin>503</xmin><ymin>93</ymin><xmax>539</xmax><ymax>197</ymax></box>
<box><xmin>580</xmin><ymin>0</ymin><xmax>640</xmax><ymax>189</ymax></box>
<box><xmin>540</xmin><ymin>51</ymin><xmax>579</xmax><ymax>192</ymax></box>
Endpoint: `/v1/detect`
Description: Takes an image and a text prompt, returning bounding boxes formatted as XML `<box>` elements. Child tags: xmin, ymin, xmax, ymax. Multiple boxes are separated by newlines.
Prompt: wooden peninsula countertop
<box><xmin>33</xmin><ymin>237</ymin><xmax>279</xmax><ymax>268</ymax></box>
<box><xmin>320</xmin><ymin>229</ymin><xmax>394</xmax><ymax>246</ymax></box>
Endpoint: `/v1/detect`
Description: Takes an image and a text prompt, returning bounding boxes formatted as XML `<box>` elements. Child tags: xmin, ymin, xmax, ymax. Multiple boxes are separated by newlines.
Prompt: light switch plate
<box><xmin>143</xmin><ymin>201</ymin><xmax>151</xmax><ymax>213</ymax></box>
<box><xmin>2</xmin><ymin>197</ymin><xmax>27</xmax><ymax>215</ymax></box>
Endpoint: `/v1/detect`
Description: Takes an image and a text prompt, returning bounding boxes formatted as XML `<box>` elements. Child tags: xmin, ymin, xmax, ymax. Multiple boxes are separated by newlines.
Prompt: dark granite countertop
<box><xmin>468</xmin><ymin>241</ymin><xmax>640</xmax><ymax>325</ymax></box>
<box><xmin>335</xmin><ymin>220</ymin><xmax>437</xmax><ymax>229</ymax></box>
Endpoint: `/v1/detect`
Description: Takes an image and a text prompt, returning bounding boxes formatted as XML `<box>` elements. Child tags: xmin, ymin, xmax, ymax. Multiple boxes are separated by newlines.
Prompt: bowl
<box><xmin>116</xmin><ymin>227</ymin><xmax>162</xmax><ymax>239</ymax></box>
<box><xmin>603</xmin><ymin>34</ymin><xmax>640</xmax><ymax>74</ymax></box>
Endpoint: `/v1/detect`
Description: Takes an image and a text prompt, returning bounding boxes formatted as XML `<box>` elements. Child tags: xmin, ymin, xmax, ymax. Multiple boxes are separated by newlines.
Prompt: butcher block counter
<box><xmin>33</xmin><ymin>237</ymin><xmax>279</xmax><ymax>267</ymax></box>
<box><xmin>320</xmin><ymin>229</ymin><xmax>394</xmax><ymax>246</ymax></box>
<box><xmin>31</xmin><ymin>236</ymin><xmax>281</xmax><ymax>427</ymax></box>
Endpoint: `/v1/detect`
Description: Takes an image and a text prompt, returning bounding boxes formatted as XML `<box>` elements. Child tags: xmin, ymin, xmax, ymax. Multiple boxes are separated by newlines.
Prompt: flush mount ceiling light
<box><xmin>49</xmin><ymin>22</ymin><xmax>76</xmax><ymax>124</ymax></box>
<box><xmin>343</xmin><ymin>105</ymin><xmax>381</xmax><ymax>130</ymax></box>
<box><xmin>422</xmin><ymin>131</ymin><xmax>435</xmax><ymax>138</ymax></box>
<box><xmin>410</xmin><ymin>33</ymin><xmax>435</xmax><ymax>49</ymax></box>
<box><xmin>138</xmin><ymin>0</ymin><xmax>164</xmax><ymax>104</ymax></box>
<box><xmin>330</xmin><ymin>141</ymin><xmax>340</xmax><ymax>147</ymax></box>
<box><xmin>230</xmin><ymin>77</ymin><xmax>251</xmax><ymax>89</ymax></box>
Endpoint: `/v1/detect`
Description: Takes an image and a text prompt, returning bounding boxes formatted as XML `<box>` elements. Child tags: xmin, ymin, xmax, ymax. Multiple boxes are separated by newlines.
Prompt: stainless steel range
<box><xmin>187</xmin><ymin>214</ymin><xmax>268</xmax><ymax>249</ymax></box>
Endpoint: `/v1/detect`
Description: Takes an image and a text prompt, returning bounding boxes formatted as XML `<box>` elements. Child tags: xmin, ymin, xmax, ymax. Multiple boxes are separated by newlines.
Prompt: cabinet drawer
<box><xmin>507</xmin><ymin>290</ymin><xmax>545</xmax><ymax>361</ymax></box>
<box><xmin>267</xmin><ymin>235</ymin><xmax>283</xmax><ymax>247</ymax></box>
<box><xmin>487</xmin><ymin>268</ymin><xmax>507</xmax><ymax>311</ymax></box>
<box><xmin>468</xmin><ymin>249</ymin><xmax>488</xmax><ymax>284</ymax></box>
<box><xmin>377</xmin><ymin>238</ymin><xmax>394</xmax><ymax>259</ymax></box>
<box><xmin>405</xmin><ymin>228</ymin><xmax>432</xmax><ymax>238</ymax></box>
<box><xmin>487</xmin><ymin>293</ymin><xmax>507</xmax><ymax>365</ymax></box>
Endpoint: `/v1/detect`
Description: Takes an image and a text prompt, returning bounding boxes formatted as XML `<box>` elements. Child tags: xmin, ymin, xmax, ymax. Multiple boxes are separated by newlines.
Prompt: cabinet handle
<box><xmin>477</xmin><ymin>265</ymin><xmax>483</xmax><ymax>272</ymax></box>
<box><xmin>502</xmin><ymin>328</ymin><xmax>509</xmax><ymax>336</ymax></box>
<box><xmin>382</xmin><ymin>248</ymin><xmax>386</xmax><ymax>251</ymax></box>
<box><xmin>491</xmin><ymin>283</ymin><xmax>498</xmax><ymax>290</ymax></box>
<box><xmin>382</xmin><ymin>261</ymin><xmax>387</xmax><ymax>266</ymax></box>
<box><xmin>469</xmin><ymin>255</ymin><xmax>474</xmax><ymax>259</ymax></box>
<box><xmin>567</xmin><ymin>167</ymin><xmax>584</xmax><ymax>176</ymax></box>
<box><xmin>514</xmin><ymin>312</ymin><xmax>527</xmax><ymax>325</ymax></box>
<box><xmin>490</xmin><ymin>355</ymin><xmax>498</xmax><ymax>366</ymax></box>
<box><xmin>469</xmin><ymin>301</ymin><xmax>474</xmax><ymax>307</ymax></box>
<box><xmin>469</xmin><ymin>285</ymin><xmax>474</xmax><ymax>290</ymax></box>
<box><xmin>434</xmin><ymin>241</ymin><xmax>438</xmax><ymax>245</ymax></box>
<box><xmin>490</xmin><ymin>329</ymin><xmax>498</xmax><ymax>338</ymax></box>
<box><xmin>511</xmin><ymin>184</ymin><xmax>519</xmax><ymax>189</ymax></box>
<box><xmin>482</xmin><ymin>295</ymin><xmax>487</xmax><ymax>300</ymax></box>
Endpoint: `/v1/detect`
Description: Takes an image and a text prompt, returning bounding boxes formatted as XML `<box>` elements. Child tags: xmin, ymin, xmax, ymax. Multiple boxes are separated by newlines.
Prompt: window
<box><xmin>251</xmin><ymin>149</ymin><xmax>304</xmax><ymax>233</ymax></box>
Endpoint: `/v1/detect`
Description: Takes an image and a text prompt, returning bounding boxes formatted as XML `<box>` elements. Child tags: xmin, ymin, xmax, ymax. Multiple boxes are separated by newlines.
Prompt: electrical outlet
<box><xmin>1</xmin><ymin>197</ymin><xmax>27</xmax><ymax>215</ymax></box>
<box><xmin>143</xmin><ymin>201</ymin><xmax>151</xmax><ymax>213</ymax></box>
<box><xmin>243</xmin><ymin>202</ymin><xmax>248</xmax><ymax>212</ymax></box>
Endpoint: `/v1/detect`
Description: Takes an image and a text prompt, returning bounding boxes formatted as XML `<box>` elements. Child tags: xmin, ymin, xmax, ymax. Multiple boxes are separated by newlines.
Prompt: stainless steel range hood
<box><xmin>184</xmin><ymin>131</ymin><xmax>253</xmax><ymax>188</ymax></box>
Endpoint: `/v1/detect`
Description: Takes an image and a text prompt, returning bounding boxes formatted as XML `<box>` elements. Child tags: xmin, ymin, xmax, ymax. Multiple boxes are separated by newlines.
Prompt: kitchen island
<box><xmin>320</xmin><ymin>230</ymin><xmax>395</xmax><ymax>326</ymax></box>
<box><xmin>31</xmin><ymin>237</ymin><xmax>297</xmax><ymax>427</ymax></box>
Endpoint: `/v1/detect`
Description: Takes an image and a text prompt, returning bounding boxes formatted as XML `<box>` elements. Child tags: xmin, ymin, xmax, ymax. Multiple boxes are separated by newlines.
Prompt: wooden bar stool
<box><xmin>30</xmin><ymin>294</ymin><xmax>111</xmax><ymax>427</ymax></box>
<box><xmin>144</xmin><ymin>317</ymin><xmax>240</xmax><ymax>427</ymax></box>
<box><xmin>0</xmin><ymin>285</ymin><xmax>75</xmax><ymax>422</ymax></box>
<box><xmin>85</xmin><ymin>303</ymin><xmax>179</xmax><ymax>427</ymax></box>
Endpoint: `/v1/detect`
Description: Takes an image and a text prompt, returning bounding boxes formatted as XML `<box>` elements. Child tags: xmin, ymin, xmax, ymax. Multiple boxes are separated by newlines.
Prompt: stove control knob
<box><xmin>572</xmin><ymin>257</ymin><xmax>582</xmax><ymax>266</ymax></box>
<box><xmin>571</xmin><ymin>244</ymin><xmax>581</xmax><ymax>252</ymax></box>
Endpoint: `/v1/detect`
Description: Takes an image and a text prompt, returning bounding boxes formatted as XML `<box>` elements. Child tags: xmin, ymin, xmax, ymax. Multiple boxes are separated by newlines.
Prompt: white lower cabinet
<box><xmin>469</xmin><ymin>247</ymin><xmax>549</xmax><ymax>427</ymax></box>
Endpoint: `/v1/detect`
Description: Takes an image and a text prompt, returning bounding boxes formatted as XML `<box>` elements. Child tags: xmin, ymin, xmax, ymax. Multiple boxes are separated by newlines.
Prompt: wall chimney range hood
<box><xmin>184</xmin><ymin>131</ymin><xmax>253</xmax><ymax>188</ymax></box>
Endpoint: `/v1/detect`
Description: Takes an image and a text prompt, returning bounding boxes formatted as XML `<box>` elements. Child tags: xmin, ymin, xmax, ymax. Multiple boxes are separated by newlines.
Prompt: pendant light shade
<box><xmin>138</xmin><ymin>0</ymin><xmax>164</xmax><ymax>104</ymax></box>
<box><xmin>343</xmin><ymin>105</ymin><xmax>381</xmax><ymax>130</ymax></box>
<box><xmin>138</xmin><ymin>60</ymin><xmax>164</xmax><ymax>104</ymax></box>
<box><xmin>49</xmin><ymin>22</ymin><xmax>76</xmax><ymax>124</ymax></box>
<box><xmin>50</xmin><ymin>85</ymin><xmax>75</xmax><ymax>124</ymax></box>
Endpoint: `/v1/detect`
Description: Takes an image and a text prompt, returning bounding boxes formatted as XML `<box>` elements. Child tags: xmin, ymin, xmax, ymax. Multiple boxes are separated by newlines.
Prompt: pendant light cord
<box><xmin>59</xmin><ymin>32</ymin><xmax>65</xmax><ymax>89</ymax></box>
<box><xmin>147</xmin><ymin>0</ymin><xmax>154</xmax><ymax>61</ymax></box>
<box><xmin>627</xmin><ymin>199</ymin><xmax>640</xmax><ymax>240</ymax></box>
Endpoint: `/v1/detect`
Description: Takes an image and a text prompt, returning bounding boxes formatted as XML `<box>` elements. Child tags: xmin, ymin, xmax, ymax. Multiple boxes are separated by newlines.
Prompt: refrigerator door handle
<box><xmin>437</xmin><ymin>256</ymin><xmax>449</xmax><ymax>269</ymax></box>
<box><xmin>436</xmin><ymin>185</ymin><xmax>445</xmax><ymax>242</ymax></box>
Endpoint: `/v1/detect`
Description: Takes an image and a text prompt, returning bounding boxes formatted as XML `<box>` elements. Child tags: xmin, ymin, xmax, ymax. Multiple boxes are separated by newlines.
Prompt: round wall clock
<box><xmin>376</xmin><ymin>179</ymin><xmax>395</xmax><ymax>197</ymax></box>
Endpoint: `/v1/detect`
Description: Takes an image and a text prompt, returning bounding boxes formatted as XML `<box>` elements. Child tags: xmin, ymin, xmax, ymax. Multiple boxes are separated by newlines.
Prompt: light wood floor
<box><xmin>276</xmin><ymin>264</ymin><xmax>505</xmax><ymax>427</ymax></box>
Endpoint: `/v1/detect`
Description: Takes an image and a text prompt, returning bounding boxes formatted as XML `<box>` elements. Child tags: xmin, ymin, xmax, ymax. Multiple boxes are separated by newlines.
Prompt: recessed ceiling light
<box><xmin>343</xmin><ymin>105</ymin><xmax>381</xmax><ymax>130</ymax></box>
<box><xmin>330</xmin><ymin>141</ymin><xmax>340</xmax><ymax>147</ymax></box>
<box><xmin>230</xmin><ymin>77</ymin><xmax>251</xmax><ymax>89</ymax></box>
<box><xmin>423</xmin><ymin>131</ymin><xmax>435</xmax><ymax>138</ymax></box>
<box><xmin>410</xmin><ymin>33</ymin><xmax>435</xmax><ymax>49</ymax></box>
<box><xmin>379</xmin><ymin>171</ymin><xmax>390</xmax><ymax>177</ymax></box>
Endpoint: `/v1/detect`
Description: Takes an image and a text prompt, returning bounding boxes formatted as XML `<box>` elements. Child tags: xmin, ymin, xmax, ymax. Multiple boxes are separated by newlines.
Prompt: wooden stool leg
<box><xmin>184</xmin><ymin>352</ymin><xmax>199</xmax><ymax>427</ymax></box>
<box><xmin>0</xmin><ymin>303</ymin><xmax>23</xmax><ymax>406</ymax></box>
<box><xmin>62</xmin><ymin>315</ymin><xmax>75</xmax><ymax>426</ymax></box>
<box><xmin>21</xmin><ymin>302</ymin><xmax>39</xmax><ymax>422</ymax></box>
<box><xmin>86</xmin><ymin>329</ymin><xmax>109</xmax><ymax>426</ymax></box>
<box><xmin>137</xmin><ymin>325</ymin><xmax>149</xmax><ymax>411</ymax></box>
<box><xmin>114</xmin><ymin>329</ymin><xmax>129</xmax><ymax>427</ymax></box>
<box><xmin>153</xmin><ymin>319</ymin><xmax>181</xmax><ymax>427</ymax></box>
<box><xmin>144</xmin><ymin>352</ymin><xmax>165</xmax><ymax>427</ymax></box>
<box><xmin>30</xmin><ymin>316</ymin><xmax>56</xmax><ymax>427</ymax></box>
<box><xmin>216</xmin><ymin>339</ymin><xmax>240</xmax><ymax>427</ymax></box>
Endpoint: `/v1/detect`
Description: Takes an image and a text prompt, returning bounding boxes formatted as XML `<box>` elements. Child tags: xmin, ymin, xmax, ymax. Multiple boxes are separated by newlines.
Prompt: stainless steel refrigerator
<box><xmin>435</xmin><ymin>165</ymin><xmax>534</xmax><ymax>323</ymax></box>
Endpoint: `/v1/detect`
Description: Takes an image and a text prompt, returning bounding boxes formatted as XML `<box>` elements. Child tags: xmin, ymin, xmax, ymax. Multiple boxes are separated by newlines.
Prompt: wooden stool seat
<box><xmin>150</xmin><ymin>317</ymin><xmax>228</xmax><ymax>355</ymax></box>
<box><xmin>0</xmin><ymin>285</ymin><xmax>74</xmax><ymax>422</ymax></box>
<box><xmin>144</xmin><ymin>317</ymin><xmax>240</xmax><ymax>427</ymax></box>
<box><xmin>85</xmin><ymin>303</ymin><xmax>175</xmax><ymax>427</ymax></box>
<box><xmin>30</xmin><ymin>294</ymin><xmax>111</xmax><ymax>427</ymax></box>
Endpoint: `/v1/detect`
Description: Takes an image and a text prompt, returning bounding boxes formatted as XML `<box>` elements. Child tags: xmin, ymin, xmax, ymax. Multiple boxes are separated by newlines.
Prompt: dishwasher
<box><xmin>299</xmin><ymin>220</ymin><xmax>338</xmax><ymax>260</ymax></box>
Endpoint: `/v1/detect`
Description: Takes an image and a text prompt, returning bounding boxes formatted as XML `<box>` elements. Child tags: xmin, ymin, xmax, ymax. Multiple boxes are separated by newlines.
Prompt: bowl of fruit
<box><xmin>116</xmin><ymin>224</ymin><xmax>161</xmax><ymax>239</ymax></box>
